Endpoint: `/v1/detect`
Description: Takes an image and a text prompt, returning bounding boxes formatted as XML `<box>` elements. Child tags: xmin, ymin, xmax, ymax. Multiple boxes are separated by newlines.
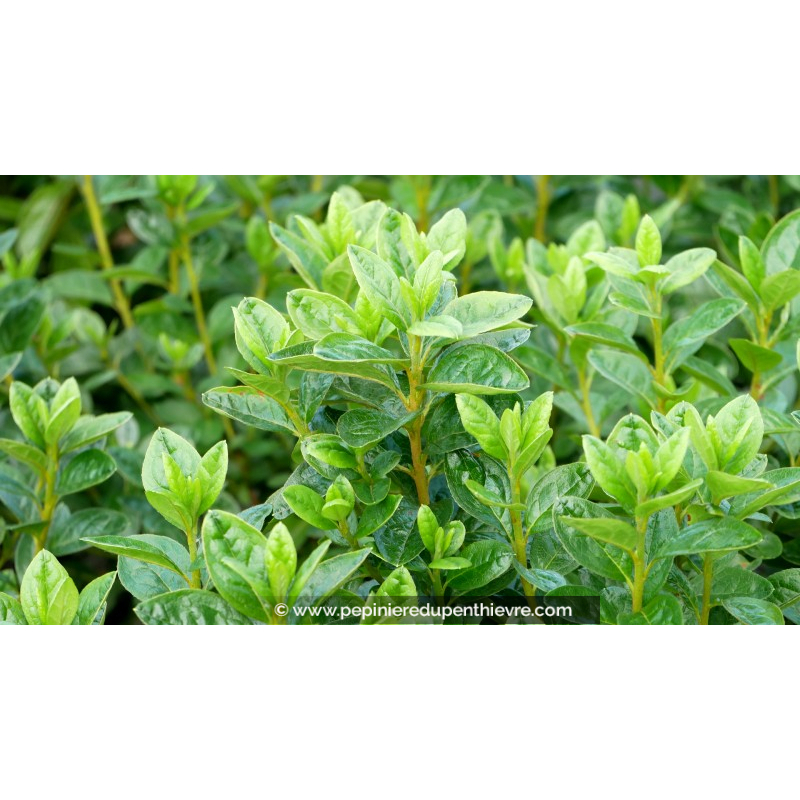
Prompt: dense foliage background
<box><xmin>3</xmin><ymin>175</ymin><xmax>800</xmax><ymax>625</ymax></box>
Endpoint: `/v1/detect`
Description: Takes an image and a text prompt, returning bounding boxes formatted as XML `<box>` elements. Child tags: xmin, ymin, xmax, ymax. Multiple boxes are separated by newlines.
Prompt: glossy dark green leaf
<box><xmin>135</xmin><ymin>589</ymin><xmax>252</xmax><ymax>625</ymax></box>
<box><xmin>423</xmin><ymin>344</ymin><xmax>529</xmax><ymax>395</ymax></box>
<box><xmin>654</xmin><ymin>518</ymin><xmax>762</xmax><ymax>558</ymax></box>
<box><xmin>722</xmin><ymin>597</ymin><xmax>784</xmax><ymax>625</ymax></box>
<box><xmin>447</xmin><ymin>540</ymin><xmax>513</xmax><ymax>594</ymax></box>
<box><xmin>55</xmin><ymin>449</ymin><xmax>116</xmax><ymax>496</ymax></box>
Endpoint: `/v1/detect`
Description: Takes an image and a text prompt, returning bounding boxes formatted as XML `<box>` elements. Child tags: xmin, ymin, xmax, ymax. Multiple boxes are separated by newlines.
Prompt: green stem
<box><xmin>631</xmin><ymin>513</ymin><xmax>649</xmax><ymax>613</ymax></box>
<box><xmin>510</xmin><ymin>476</ymin><xmax>536</xmax><ymax>607</ymax></box>
<box><xmin>534</xmin><ymin>175</ymin><xmax>551</xmax><ymax>243</ymax></box>
<box><xmin>179</xmin><ymin>232</ymin><xmax>216</xmax><ymax>376</ymax></box>
<box><xmin>768</xmin><ymin>175</ymin><xmax>780</xmax><ymax>216</ymax></box>
<box><xmin>185</xmin><ymin>523</ymin><xmax>201</xmax><ymax>589</ymax></box>
<box><xmin>700</xmin><ymin>554</ymin><xmax>714</xmax><ymax>625</ymax></box>
<box><xmin>82</xmin><ymin>176</ymin><xmax>136</xmax><ymax>332</ymax></box>
<box><xmin>405</xmin><ymin>334</ymin><xmax>430</xmax><ymax>505</ymax></box>
<box><xmin>650</xmin><ymin>291</ymin><xmax>666</xmax><ymax>412</ymax></box>
<box><xmin>37</xmin><ymin>444</ymin><xmax>59</xmax><ymax>553</ymax></box>
<box><xmin>577</xmin><ymin>365</ymin><xmax>600</xmax><ymax>437</ymax></box>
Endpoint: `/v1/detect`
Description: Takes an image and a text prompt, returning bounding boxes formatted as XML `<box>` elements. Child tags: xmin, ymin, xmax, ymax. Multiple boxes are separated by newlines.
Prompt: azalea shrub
<box><xmin>2</xmin><ymin>175</ymin><xmax>800</xmax><ymax>625</ymax></box>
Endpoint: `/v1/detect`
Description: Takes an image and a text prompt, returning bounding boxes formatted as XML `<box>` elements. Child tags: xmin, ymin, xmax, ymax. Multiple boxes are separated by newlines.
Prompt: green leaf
<box><xmin>117</xmin><ymin>534</ymin><xmax>191</xmax><ymax>600</ymax></box>
<box><xmin>635</xmin><ymin>215</ymin><xmax>662</xmax><ymax>266</ymax></box>
<box><xmin>635</xmin><ymin>479</ymin><xmax>702</xmax><ymax>517</ymax></box>
<box><xmin>55</xmin><ymin>449</ymin><xmax>116</xmax><ymax>495</ymax></box>
<box><xmin>373</xmin><ymin>499</ymin><xmax>424</xmax><ymax>566</ymax></box>
<box><xmin>428</xmin><ymin>557</ymin><xmax>471</xmax><ymax>570</ymax></box>
<box><xmin>233</xmin><ymin>297</ymin><xmax>290</xmax><ymax>371</ymax></box>
<box><xmin>447</xmin><ymin>540</ymin><xmax>513</xmax><ymax>594</ymax></box>
<box><xmin>356</xmin><ymin>494</ymin><xmax>402</xmax><ymax>538</ymax></box>
<box><xmin>347</xmin><ymin>245</ymin><xmax>410</xmax><ymax>331</ymax></box>
<box><xmin>286</xmin><ymin>540</ymin><xmax>332</xmax><ymax>608</ymax></box>
<box><xmin>9</xmin><ymin>382</ymin><xmax>48</xmax><ymax>448</ymax></box>
<box><xmin>711</xmin><ymin>567</ymin><xmax>773</xmax><ymax>603</ymax></box>
<box><xmin>82</xmin><ymin>535</ymin><xmax>189</xmax><ymax>579</ymax></box>
<box><xmin>729</xmin><ymin>338</ymin><xmax>782</xmax><ymax>373</ymax></box>
<box><xmin>722</xmin><ymin>597</ymin><xmax>784</xmax><ymax>625</ymax></box>
<box><xmin>283</xmin><ymin>485</ymin><xmax>336</xmax><ymax>530</ymax></box>
<box><xmin>587</xmin><ymin>350</ymin><xmax>654</xmax><ymax>405</ymax></box>
<box><xmin>265</xmin><ymin>522</ymin><xmax>296</xmax><ymax>603</ymax></box>
<box><xmin>337</xmin><ymin>408</ymin><xmax>413</xmax><ymax>450</ymax></box>
<box><xmin>739</xmin><ymin>236</ymin><xmax>765</xmax><ymax>289</ymax></box>
<box><xmin>654</xmin><ymin>518</ymin><xmax>762</xmax><ymax>558</ymax></box>
<box><xmin>44</xmin><ymin>378</ymin><xmax>81</xmax><ymax>445</ymax></box>
<box><xmin>0</xmin><ymin>438</ymin><xmax>47</xmax><ymax>473</ymax></box>
<box><xmin>269</xmin><ymin>222</ymin><xmax>326</xmax><ymax>288</ymax></box>
<box><xmin>407</xmin><ymin>315</ymin><xmax>463</xmax><ymax>339</ymax></box>
<box><xmin>707</xmin><ymin>394</ymin><xmax>764</xmax><ymax>475</ymax></box>
<box><xmin>49</xmin><ymin>507</ymin><xmax>131</xmax><ymax>557</ymax></box>
<box><xmin>560</xmin><ymin>516</ymin><xmax>637</xmax><ymax>552</ymax></box>
<box><xmin>198</xmin><ymin>441</ymin><xmax>227</xmax><ymax>516</ymax></box>
<box><xmin>564</xmin><ymin>322</ymin><xmax>644</xmax><ymax>358</ymax></box>
<box><xmin>455</xmin><ymin>394</ymin><xmax>506</xmax><ymax>460</ymax></box>
<box><xmin>422</xmin><ymin>345</ymin><xmax>529</xmax><ymax>395</ymax></box>
<box><xmin>660</xmin><ymin>247</ymin><xmax>716</xmax><ymax>294</ymax></box>
<box><xmin>705</xmin><ymin>471</ymin><xmax>772</xmax><ymax>505</ymax></box>
<box><xmin>0</xmin><ymin>592</ymin><xmax>27</xmax><ymax>624</ymax></box>
<box><xmin>586</xmin><ymin>250</ymin><xmax>639</xmax><ymax>278</ymax></box>
<box><xmin>202</xmin><ymin>387</ymin><xmax>295</xmax><ymax>434</ymax></box>
<box><xmin>426</xmin><ymin>208</ymin><xmax>467</xmax><ymax>270</ymax></box>
<box><xmin>769</xmin><ymin>569</ymin><xmax>800</xmax><ymax>611</ymax></box>
<box><xmin>444</xmin><ymin>449</ymin><xmax>510</xmax><ymax>533</ymax></box>
<box><xmin>526</xmin><ymin>463</ymin><xmax>595</xmax><ymax>532</ymax></box>
<box><xmin>760</xmin><ymin>270</ymin><xmax>800</xmax><ymax>311</ymax></box>
<box><xmin>761</xmin><ymin>208</ymin><xmax>800</xmax><ymax>274</ymax></box>
<box><xmin>59</xmin><ymin>412</ymin><xmax>132</xmax><ymax>453</ymax></box>
<box><xmin>553</xmin><ymin>497</ymin><xmax>633</xmax><ymax>583</ymax></box>
<box><xmin>444</xmin><ymin>291</ymin><xmax>532</xmax><ymax>338</ymax></box>
<box><xmin>618</xmin><ymin>594</ymin><xmax>682</xmax><ymax>625</ymax></box>
<box><xmin>292</xmin><ymin>548</ymin><xmax>371</xmax><ymax>607</ymax></box>
<box><xmin>20</xmin><ymin>550</ymin><xmax>79</xmax><ymax>625</ymax></box>
<box><xmin>75</xmin><ymin>571</ymin><xmax>116</xmax><ymax>625</ymax></box>
<box><xmin>582</xmin><ymin>435</ymin><xmax>635</xmax><ymax>510</ymax></box>
<box><xmin>286</xmin><ymin>289</ymin><xmax>363</xmax><ymax>341</ymax></box>
<box><xmin>201</xmin><ymin>510</ymin><xmax>272</xmax><ymax>622</ymax></box>
<box><xmin>135</xmin><ymin>589</ymin><xmax>252</xmax><ymax>625</ymax></box>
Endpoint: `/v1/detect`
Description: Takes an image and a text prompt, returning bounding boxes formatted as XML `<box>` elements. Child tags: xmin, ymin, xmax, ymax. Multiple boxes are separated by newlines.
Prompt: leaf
<box><xmin>553</xmin><ymin>497</ymin><xmax>633</xmax><ymax>583</ymax></box>
<box><xmin>708</xmin><ymin>395</ymin><xmax>764</xmax><ymax>475</ymax></box>
<box><xmin>444</xmin><ymin>450</ymin><xmax>510</xmax><ymax>533</ymax></box>
<box><xmin>135</xmin><ymin>589</ymin><xmax>252</xmax><ymax>625</ymax></box>
<box><xmin>75</xmin><ymin>571</ymin><xmax>116</xmax><ymax>625</ymax></box>
<box><xmin>761</xmin><ymin>208</ymin><xmax>800</xmax><ymax>274</ymax></box>
<box><xmin>0</xmin><ymin>438</ymin><xmax>47</xmax><ymax>473</ymax></box>
<box><xmin>356</xmin><ymin>494</ymin><xmax>402</xmax><ymax>538</ymax></box>
<box><xmin>426</xmin><ymin>208</ymin><xmax>467</xmax><ymax>270</ymax></box>
<box><xmin>373</xmin><ymin>499</ymin><xmax>424</xmax><ymax>566</ymax></box>
<box><xmin>0</xmin><ymin>592</ymin><xmax>26</xmax><ymax>625</ymax></box>
<box><xmin>44</xmin><ymin>378</ymin><xmax>81</xmax><ymax>445</ymax></box>
<box><xmin>9</xmin><ymin>382</ymin><xmax>47</xmax><ymax>448</ymax></box>
<box><xmin>347</xmin><ymin>245</ymin><xmax>410</xmax><ymax>331</ymax></box>
<box><xmin>283</xmin><ymin>485</ymin><xmax>336</xmax><ymax>530</ymax></box>
<box><xmin>83</xmin><ymin>535</ymin><xmax>189</xmax><ymax>579</ymax></box>
<box><xmin>587</xmin><ymin>350</ymin><xmax>654</xmax><ymax>405</ymax></box>
<box><xmin>55</xmin><ymin>449</ymin><xmax>116</xmax><ymax>495</ymax></box>
<box><xmin>202</xmin><ymin>387</ymin><xmax>296</xmax><ymax>434</ymax></box>
<box><xmin>526</xmin><ymin>463</ymin><xmax>595</xmax><ymax>532</ymax></box>
<box><xmin>560</xmin><ymin>516</ymin><xmax>637</xmax><ymax>552</ymax></box>
<box><xmin>618</xmin><ymin>594</ymin><xmax>683</xmax><ymax>625</ymax></box>
<box><xmin>197</xmin><ymin>441</ymin><xmax>228</xmax><ymax>515</ymax></box>
<box><xmin>269</xmin><ymin>221</ymin><xmax>326</xmax><ymax>288</ymax></box>
<box><xmin>59</xmin><ymin>412</ymin><xmax>132</xmax><ymax>453</ymax></box>
<box><xmin>710</xmin><ymin>567</ymin><xmax>773</xmax><ymax>603</ymax></box>
<box><xmin>20</xmin><ymin>550</ymin><xmax>79</xmax><ymax>625</ymax></box>
<box><xmin>422</xmin><ymin>345</ymin><xmax>529</xmax><ymax>395</ymax></box>
<box><xmin>705</xmin><ymin>471</ymin><xmax>772</xmax><ymax>505</ymax></box>
<box><xmin>337</xmin><ymin>408</ymin><xmax>414</xmax><ymax>450</ymax></box>
<box><xmin>660</xmin><ymin>247</ymin><xmax>716</xmax><ymax>294</ymax></box>
<box><xmin>201</xmin><ymin>510</ymin><xmax>272</xmax><ymax>622</ymax></box>
<box><xmin>769</xmin><ymin>569</ymin><xmax>800</xmax><ymax>610</ymax></box>
<box><xmin>760</xmin><ymin>270</ymin><xmax>800</xmax><ymax>311</ymax></box>
<box><xmin>564</xmin><ymin>322</ymin><xmax>644</xmax><ymax>358</ymax></box>
<box><xmin>292</xmin><ymin>548</ymin><xmax>371</xmax><ymax>608</ymax></box>
<box><xmin>662</xmin><ymin>298</ymin><xmax>744</xmax><ymax>371</ymax></box>
<box><xmin>447</xmin><ymin>540</ymin><xmax>513</xmax><ymax>595</ymax></box>
<box><xmin>49</xmin><ymin>507</ymin><xmax>131</xmax><ymax>557</ymax></box>
<box><xmin>117</xmin><ymin>535</ymin><xmax>191</xmax><ymax>601</ymax></box>
<box><xmin>635</xmin><ymin>215</ymin><xmax>662</xmax><ymax>266</ymax></box>
<box><xmin>444</xmin><ymin>292</ymin><xmax>532</xmax><ymax>338</ymax></box>
<box><xmin>455</xmin><ymin>394</ymin><xmax>506</xmax><ymax>460</ymax></box>
<box><xmin>286</xmin><ymin>289</ymin><xmax>363</xmax><ymax>340</ymax></box>
<box><xmin>722</xmin><ymin>597</ymin><xmax>784</xmax><ymax>625</ymax></box>
<box><xmin>428</xmin><ymin>557</ymin><xmax>471</xmax><ymax>570</ymax></box>
<box><xmin>654</xmin><ymin>519</ymin><xmax>762</xmax><ymax>558</ymax></box>
<box><xmin>581</xmin><ymin>435</ymin><xmax>635</xmax><ymax>510</ymax></box>
<box><xmin>635</xmin><ymin>480</ymin><xmax>702</xmax><ymax>518</ymax></box>
<box><xmin>729</xmin><ymin>339</ymin><xmax>782</xmax><ymax>373</ymax></box>
<box><xmin>233</xmin><ymin>296</ymin><xmax>290</xmax><ymax>371</ymax></box>
<box><xmin>265</xmin><ymin>523</ymin><xmax>297</xmax><ymax>603</ymax></box>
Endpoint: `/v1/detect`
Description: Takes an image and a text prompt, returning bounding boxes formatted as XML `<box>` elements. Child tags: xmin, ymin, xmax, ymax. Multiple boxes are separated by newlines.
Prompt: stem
<box><xmin>649</xmin><ymin>291</ymin><xmax>666</xmax><ymax>412</ymax></box>
<box><xmin>577</xmin><ymin>365</ymin><xmax>600</xmax><ymax>437</ymax></box>
<box><xmin>339</xmin><ymin>520</ymin><xmax>383</xmax><ymax>581</ymax></box>
<box><xmin>405</xmin><ymin>334</ymin><xmax>430</xmax><ymax>505</ymax></box>
<box><xmin>82</xmin><ymin>176</ymin><xmax>135</xmax><ymax>331</ymax></box>
<box><xmin>534</xmin><ymin>175</ymin><xmax>551</xmax><ymax>243</ymax></box>
<box><xmin>750</xmin><ymin>313</ymin><xmax>772</xmax><ymax>400</ymax></box>
<box><xmin>700</xmin><ymin>554</ymin><xmax>714</xmax><ymax>625</ymax></box>
<box><xmin>185</xmin><ymin>523</ymin><xmax>201</xmax><ymax>589</ymax></box>
<box><xmin>179</xmin><ymin>232</ymin><xmax>216</xmax><ymax>375</ymax></box>
<box><xmin>36</xmin><ymin>444</ymin><xmax>59</xmax><ymax>553</ymax></box>
<box><xmin>430</xmin><ymin>569</ymin><xmax>445</xmax><ymax>603</ymax></box>
<box><xmin>768</xmin><ymin>175</ymin><xmax>780</xmax><ymax>216</ymax></box>
<box><xmin>510</xmin><ymin>476</ymin><xmax>536</xmax><ymax>607</ymax></box>
<box><xmin>631</xmin><ymin>513</ymin><xmax>649</xmax><ymax>613</ymax></box>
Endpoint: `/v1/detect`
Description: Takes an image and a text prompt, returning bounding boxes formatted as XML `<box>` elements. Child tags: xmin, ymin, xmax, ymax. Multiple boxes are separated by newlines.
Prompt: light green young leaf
<box><xmin>635</xmin><ymin>215</ymin><xmax>662</xmax><ymax>266</ymax></box>
<box><xmin>455</xmin><ymin>394</ymin><xmax>506</xmax><ymax>460</ymax></box>
<box><xmin>20</xmin><ymin>550</ymin><xmax>79</xmax><ymax>625</ymax></box>
<box><xmin>444</xmin><ymin>292</ymin><xmax>532</xmax><ymax>338</ymax></box>
<box><xmin>75</xmin><ymin>571</ymin><xmax>116</xmax><ymax>625</ymax></box>
<box><xmin>347</xmin><ymin>244</ymin><xmax>410</xmax><ymax>331</ymax></box>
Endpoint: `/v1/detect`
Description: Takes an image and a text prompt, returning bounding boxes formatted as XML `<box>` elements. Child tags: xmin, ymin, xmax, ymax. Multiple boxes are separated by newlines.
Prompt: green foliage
<box><xmin>3</xmin><ymin>174</ymin><xmax>800</xmax><ymax>624</ymax></box>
